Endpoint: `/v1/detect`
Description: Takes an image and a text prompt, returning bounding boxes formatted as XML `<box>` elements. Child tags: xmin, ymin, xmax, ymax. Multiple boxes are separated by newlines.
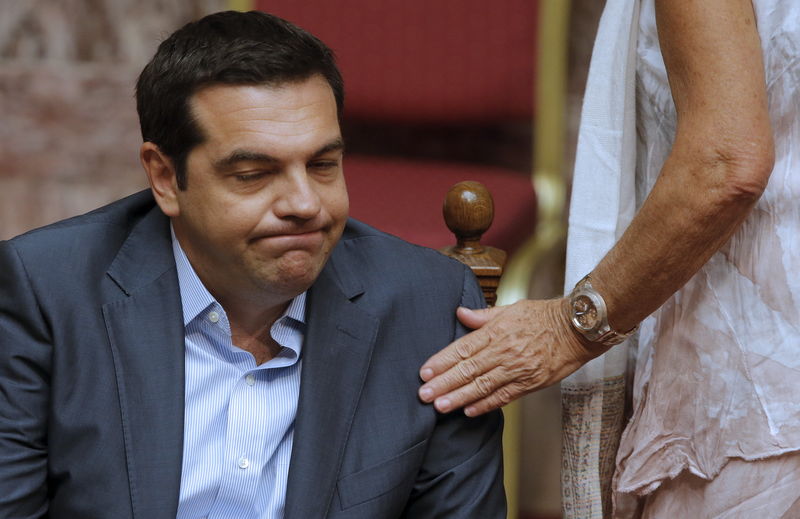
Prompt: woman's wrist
<box><xmin>564</xmin><ymin>275</ymin><xmax>639</xmax><ymax>348</ymax></box>
<box><xmin>556</xmin><ymin>297</ymin><xmax>613</xmax><ymax>361</ymax></box>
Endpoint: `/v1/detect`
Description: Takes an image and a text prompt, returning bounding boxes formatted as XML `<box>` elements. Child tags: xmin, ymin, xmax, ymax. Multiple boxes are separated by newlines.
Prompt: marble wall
<box><xmin>0</xmin><ymin>0</ymin><xmax>222</xmax><ymax>239</ymax></box>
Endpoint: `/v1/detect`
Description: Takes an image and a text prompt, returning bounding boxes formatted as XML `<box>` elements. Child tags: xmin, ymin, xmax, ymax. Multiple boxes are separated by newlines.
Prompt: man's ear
<box><xmin>140</xmin><ymin>142</ymin><xmax>180</xmax><ymax>217</ymax></box>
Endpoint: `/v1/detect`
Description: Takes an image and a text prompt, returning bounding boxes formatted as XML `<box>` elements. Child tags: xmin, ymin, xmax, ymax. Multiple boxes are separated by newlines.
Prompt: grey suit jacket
<box><xmin>0</xmin><ymin>190</ymin><xmax>505</xmax><ymax>519</ymax></box>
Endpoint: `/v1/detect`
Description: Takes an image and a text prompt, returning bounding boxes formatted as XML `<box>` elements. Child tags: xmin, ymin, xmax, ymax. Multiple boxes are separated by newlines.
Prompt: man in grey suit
<box><xmin>0</xmin><ymin>10</ymin><xmax>504</xmax><ymax>519</ymax></box>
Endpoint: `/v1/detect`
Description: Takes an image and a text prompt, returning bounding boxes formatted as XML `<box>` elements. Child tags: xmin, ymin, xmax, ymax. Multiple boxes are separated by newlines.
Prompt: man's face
<box><xmin>168</xmin><ymin>76</ymin><xmax>348</xmax><ymax>307</ymax></box>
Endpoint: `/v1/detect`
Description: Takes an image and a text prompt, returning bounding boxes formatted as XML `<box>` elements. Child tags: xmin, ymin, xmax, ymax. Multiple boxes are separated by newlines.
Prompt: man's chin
<box><xmin>251</xmin><ymin>254</ymin><xmax>326</xmax><ymax>296</ymax></box>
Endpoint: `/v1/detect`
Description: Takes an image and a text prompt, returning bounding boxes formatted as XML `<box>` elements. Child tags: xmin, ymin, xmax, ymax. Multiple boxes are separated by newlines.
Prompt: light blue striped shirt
<box><xmin>171</xmin><ymin>231</ymin><xmax>304</xmax><ymax>519</ymax></box>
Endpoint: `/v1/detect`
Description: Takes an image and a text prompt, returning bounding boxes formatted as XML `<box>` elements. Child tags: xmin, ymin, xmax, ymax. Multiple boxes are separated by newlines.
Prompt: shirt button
<box><xmin>238</xmin><ymin>456</ymin><xmax>250</xmax><ymax>469</ymax></box>
<box><xmin>208</xmin><ymin>311</ymin><xmax>219</xmax><ymax>323</ymax></box>
<box><xmin>245</xmin><ymin>374</ymin><xmax>256</xmax><ymax>386</ymax></box>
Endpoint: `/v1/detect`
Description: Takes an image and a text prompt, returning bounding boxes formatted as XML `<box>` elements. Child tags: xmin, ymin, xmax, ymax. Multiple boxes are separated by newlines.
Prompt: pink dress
<box><xmin>612</xmin><ymin>1</ymin><xmax>800</xmax><ymax>517</ymax></box>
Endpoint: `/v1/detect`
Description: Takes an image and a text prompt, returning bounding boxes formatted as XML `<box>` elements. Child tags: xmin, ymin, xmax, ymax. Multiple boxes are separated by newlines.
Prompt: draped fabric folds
<box><xmin>563</xmin><ymin>0</ymin><xmax>800</xmax><ymax>516</ymax></box>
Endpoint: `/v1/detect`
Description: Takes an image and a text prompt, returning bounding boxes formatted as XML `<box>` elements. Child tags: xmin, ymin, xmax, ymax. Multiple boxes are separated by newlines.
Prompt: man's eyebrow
<box><xmin>312</xmin><ymin>138</ymin><xmax>345</xmax><ymax>157</ymax></box>
<box><xmin>212</xmin><ymin>138</ymin><xmax>345</xmax><ymax>170</ymax></box>
<box><xmin>213</xmin><ymin>150</ymin><xmax>278</xmax><ymax>170</ymax></box>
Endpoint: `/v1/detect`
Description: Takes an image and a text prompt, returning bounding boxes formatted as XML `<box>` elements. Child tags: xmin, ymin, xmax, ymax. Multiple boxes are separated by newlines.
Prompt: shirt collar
<box><xmin>170</xmin><ymin>226</ymin><xmax>307</xmax><ymax>329</ymax></box>
<box><xmin>172</xmin><ymin>227</ymin><xmax>216</xmax><ymax>327</ymax></box>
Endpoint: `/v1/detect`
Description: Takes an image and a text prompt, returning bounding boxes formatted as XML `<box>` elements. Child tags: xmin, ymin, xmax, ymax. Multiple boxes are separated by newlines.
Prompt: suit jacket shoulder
<box><xmin>6</xmin><ymin>190</ymin><xmax>166</xmax><ymax>297</ymax></box>
<box><xmin>333</xmin><ymin>218</ymin><xmax>480</xmax><ymax>320</ymax></box>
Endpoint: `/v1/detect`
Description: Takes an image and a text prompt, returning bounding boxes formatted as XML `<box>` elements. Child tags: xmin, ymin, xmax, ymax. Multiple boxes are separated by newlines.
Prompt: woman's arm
<box><xmin>418</xmin><ymin>0</ymin><xmax>774</xmax><ymax>416</ymax></box>
<box><xmin>593</xmin><ymin>0</ymin><xmax>773</xmax><ymax>331</ymax></box>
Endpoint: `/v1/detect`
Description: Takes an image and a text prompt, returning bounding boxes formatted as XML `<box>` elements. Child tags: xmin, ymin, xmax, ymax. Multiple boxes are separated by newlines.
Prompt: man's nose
<box><xmin>273</xmin><ymin>167</ymin><xmax>322</xmax><ymax>220</ymax></box>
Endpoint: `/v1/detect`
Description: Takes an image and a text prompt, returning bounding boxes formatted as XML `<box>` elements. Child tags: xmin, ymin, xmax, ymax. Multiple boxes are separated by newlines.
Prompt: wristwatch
<box><xmin>567</xmin><ymin>275</ymin><xmax>637</xmax><ymax>346</ymax></box>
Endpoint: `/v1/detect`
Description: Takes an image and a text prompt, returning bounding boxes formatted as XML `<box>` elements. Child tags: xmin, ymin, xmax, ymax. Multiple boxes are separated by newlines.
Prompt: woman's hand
<box><xmin>418</xmin><ymin>298</ymin><xmax>603</xmax><ymax>416</ymax></box>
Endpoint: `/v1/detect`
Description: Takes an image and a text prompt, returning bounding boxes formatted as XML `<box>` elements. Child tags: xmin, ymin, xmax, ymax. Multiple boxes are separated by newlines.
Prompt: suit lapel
<box><xmin>102</xmin><ymin>207</ymin><xmax>185</xmax><ymax>519</ymax></box>
<box><xmin>284</xmin><ymin>257</ymin><xmax>379</xmax><ymax>519</ymax></box>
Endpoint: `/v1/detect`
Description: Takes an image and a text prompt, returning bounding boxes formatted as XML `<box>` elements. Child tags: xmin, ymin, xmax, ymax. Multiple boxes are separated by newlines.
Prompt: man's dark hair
<box><xmin>135</xmin><ymin>10</ymin><xmax>344</xmax><ymax>189</ymax></box>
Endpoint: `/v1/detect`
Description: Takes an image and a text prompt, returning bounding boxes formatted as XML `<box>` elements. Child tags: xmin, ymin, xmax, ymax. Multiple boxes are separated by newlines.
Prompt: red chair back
<box><xmin>255</xmin><ymin>0</ymin><xmax>538</xmax><ymax>123</ymax></box>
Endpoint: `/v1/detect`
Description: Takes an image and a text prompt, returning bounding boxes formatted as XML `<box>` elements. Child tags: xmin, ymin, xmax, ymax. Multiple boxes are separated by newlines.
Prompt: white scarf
<box><xmin>561</xmin><ymin>0</ymin><xmax>640</xmax><ymax>516</ymax></box>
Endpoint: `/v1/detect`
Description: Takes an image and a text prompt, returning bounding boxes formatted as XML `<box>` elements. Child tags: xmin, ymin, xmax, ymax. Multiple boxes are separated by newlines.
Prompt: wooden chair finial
<box><xmin>440</xmin><ymin>181</ymin><xmax>507</xmax><ymax>306</ymax></box>
<box><xmin>443</xmin><ymin>180</ymin><xmax>494</xmax><ymax>253</ymax></box>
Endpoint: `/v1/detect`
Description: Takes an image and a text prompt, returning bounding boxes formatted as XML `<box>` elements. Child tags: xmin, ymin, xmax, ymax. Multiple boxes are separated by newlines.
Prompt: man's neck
<box><xmin>223</xmin><ymin>299</ymin><xmax>291</xmax><ymax>365</ymax></box>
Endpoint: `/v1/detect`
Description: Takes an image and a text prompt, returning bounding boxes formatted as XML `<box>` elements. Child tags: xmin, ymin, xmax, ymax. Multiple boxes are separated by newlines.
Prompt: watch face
<box><xmin>572</xmin><ymin>294</ymin><xmax>600</xmax><ymax>330</ymax></box>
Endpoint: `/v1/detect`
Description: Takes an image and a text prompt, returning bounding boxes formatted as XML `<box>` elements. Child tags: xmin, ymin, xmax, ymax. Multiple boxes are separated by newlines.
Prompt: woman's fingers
<box><xmin>464</xmin><ymin>381</ymin><xmax>531</xmax><ymax>417</ymax></box>
<box><xmin>455</xmin><ymin>306</ymin><xmax>500</xmax><ymax>330</ymax></box>
<box><xmin>418</xmin><ymin>306</ymin><xmax>506</xmax><ymax>383</ymax></box>
<box><xmin>430</xmin><ymin>365</ymin><xmax>517</xmax><ymax>414</ymax></box>
<box><xmin>418</xmin><ymin>326</ymin><xmax>496</xmax><ymax>400</ymax></box>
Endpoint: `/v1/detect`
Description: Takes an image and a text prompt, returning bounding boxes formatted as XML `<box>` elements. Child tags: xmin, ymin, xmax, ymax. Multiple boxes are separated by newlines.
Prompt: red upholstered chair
<box><xmin>254</xmin><ymin>0</ymin><xmax>538</xmax><ymax>253</ymax></box>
